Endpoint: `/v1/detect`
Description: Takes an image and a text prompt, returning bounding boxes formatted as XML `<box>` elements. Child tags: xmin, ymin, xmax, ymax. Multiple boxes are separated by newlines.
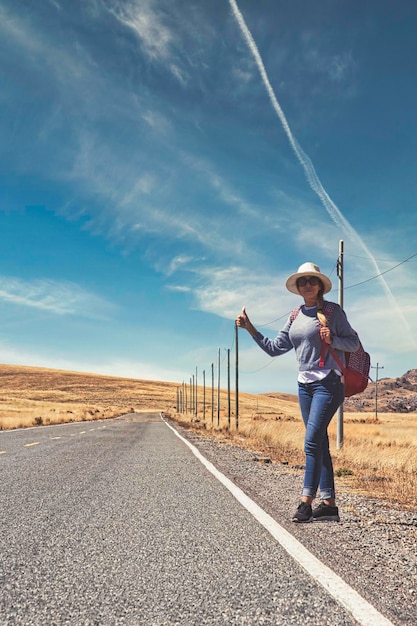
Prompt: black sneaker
<box><xmin>312</xmin><ymin>502</ymin><xmax>340</xmax><ymax>522</ymax></box>
<box><xmin>292</xmin><ymin>502</ymin><xmax>313</xmax><ymax>523</ymax></box>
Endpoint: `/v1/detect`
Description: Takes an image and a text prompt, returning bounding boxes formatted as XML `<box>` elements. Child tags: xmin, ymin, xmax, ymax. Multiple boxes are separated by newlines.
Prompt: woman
<box><xmin>236</xmin><ymin>262</ymin><xmax>359</xmax><ymax>523</ymax></box>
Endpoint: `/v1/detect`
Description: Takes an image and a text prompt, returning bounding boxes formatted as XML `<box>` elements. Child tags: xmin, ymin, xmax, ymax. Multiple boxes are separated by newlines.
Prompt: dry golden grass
<box><xmin>1</xmin><ymin>363</ymin><xmax>416</xmax><ymax>509</ymax></box>
<box><xmin>0</xmin><ymin>363</ymin><xmax>178</xmax><ymax>429</ymax></box>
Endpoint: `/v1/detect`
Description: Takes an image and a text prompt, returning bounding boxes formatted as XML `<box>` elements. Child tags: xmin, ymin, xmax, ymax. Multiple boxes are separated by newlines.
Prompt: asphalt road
<box><xmin>0</xmin><ymin>414</ymin><xmax>368</xmax><ymax>625</ymax></box>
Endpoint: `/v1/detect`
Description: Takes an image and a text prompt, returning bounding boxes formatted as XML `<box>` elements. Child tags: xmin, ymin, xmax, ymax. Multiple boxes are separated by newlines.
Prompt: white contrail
<box><xmin>229</xmin><ymin>0</ymin><xmax>415</xmax><ymax>344</ymax></box>
<box><xmin>228</xmin><ymin>0</ymin><xmax>357</xmax><ymax>240</ymax></box>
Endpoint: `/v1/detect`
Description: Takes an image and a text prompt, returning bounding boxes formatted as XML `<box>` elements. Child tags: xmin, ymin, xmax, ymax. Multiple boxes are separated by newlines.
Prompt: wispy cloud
<box><xmin>63</xmin><ymin>126</ymin><xmax>272</xmax><ymax>263</ymax></box>
<box><xmin>180</xmin><ymin>153</ymin><xmax>260</xmax><ymax>220</ymax></box>
<box><xmin>167</xmin><ymin>285</ymin><xmax>192</xmax><ymax>294</ymax></box>
<box><xmin>108</xmin><ymin>0</ymin><xmax>174</xmax><ymax>62</ymax></box>
<box><xmin>0</xmin><ymin>276</ymin><xmax>115</xmax><ymax>319</ymax></box>
<box><xmin>0</xmin><ymin>4</ymin><xmax>93</xmax><ymax>84</ymax></box>
<box><xmin>167</xmin><ymin>255</ymin><xmax>194</xmax><ymax>276</ymax></box>
<box><xmin>299</xmin><ymin>31</ymin><xmax>354</xmax><ymax>84</ymax></box>
<box><xmin>190</xmin><ymin>265</ymin><xmax>295</xmax><ymax>323</ymax></box>
<box><xmin>327</xmin><ymin>53</ymin><xmax>353</xmax><ymax>81</ymax></box>
<box><xmin>106</xmin><ymin>0</ymin><xmax>193</xmax><ymax>86</ymax></box>
<box><xmin>3</xmin><ymin>1</ymin><xmax>289</xmax><ymax>272</ymax></box>
<box><xmin>141</xmin><ymin>109</ymin><xmax>172</xmax><ymax>133</ymax></box>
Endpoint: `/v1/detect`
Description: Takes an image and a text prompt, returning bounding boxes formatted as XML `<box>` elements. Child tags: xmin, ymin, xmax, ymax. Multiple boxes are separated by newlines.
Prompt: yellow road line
<box><xmin>50</xmin><ymin>436</ymin><xmax>61</xmax><ymax>440</ymax></box>
<box><xmin>24</xmin><ymin>442</ymin><xmax>40</xmax><ymax>447</ymax></box>
<box><xmin>0</xmin><ymin>450</ymin><xmax>6</xmax><ymax>455</ymax></box>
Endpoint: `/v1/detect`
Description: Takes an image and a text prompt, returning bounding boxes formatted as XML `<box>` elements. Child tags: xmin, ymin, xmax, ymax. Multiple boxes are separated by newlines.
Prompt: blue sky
<box><xmin>1</xmin><ymin>0</ymin><xmax>416</xmax><ymax>394</ymax></box>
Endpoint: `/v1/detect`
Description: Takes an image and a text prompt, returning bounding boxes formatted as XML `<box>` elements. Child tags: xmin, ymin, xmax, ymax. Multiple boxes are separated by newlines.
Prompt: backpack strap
<box><xmin>322</xmin><ymin>344</ymin><xmax>346</xmax><ymax>373</ymax></box>
<box><xmin>289</xmin><ymin>305</ymin><xmax>302</xmax><ymax>324</ymax></box>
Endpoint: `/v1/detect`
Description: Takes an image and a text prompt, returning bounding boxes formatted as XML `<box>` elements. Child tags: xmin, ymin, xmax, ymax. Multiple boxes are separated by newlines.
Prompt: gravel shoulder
<box><xmin>170</xmin><ymin>421</ymin><xmax>417</xmax><ymax>626</ymax></box>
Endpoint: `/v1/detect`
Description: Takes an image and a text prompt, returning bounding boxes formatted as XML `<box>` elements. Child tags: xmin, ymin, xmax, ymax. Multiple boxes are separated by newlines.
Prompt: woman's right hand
<box><xmin>236</xmin><ymin>307</ymin><xmax>257</xmax><ymax>336</ymax></box>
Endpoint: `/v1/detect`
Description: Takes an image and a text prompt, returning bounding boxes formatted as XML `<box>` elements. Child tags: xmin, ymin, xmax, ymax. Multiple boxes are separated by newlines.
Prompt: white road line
<box><xmin>163</xmin><ymin>418</ymin><xmax>394</xmax><ymax>626</ymax></box>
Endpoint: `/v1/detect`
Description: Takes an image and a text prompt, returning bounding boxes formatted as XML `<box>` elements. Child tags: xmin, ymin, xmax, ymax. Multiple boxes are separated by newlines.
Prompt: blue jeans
<box><xmin>298</xmin><ymin>371</ymin><xmax>344</xmax><ymax>500</ymax></box>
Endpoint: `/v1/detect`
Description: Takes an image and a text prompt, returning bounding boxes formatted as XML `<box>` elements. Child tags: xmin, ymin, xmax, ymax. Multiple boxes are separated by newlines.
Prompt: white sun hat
<box><xmin>285</xmin><ymin>262</ymin><xmax>332</xmax><ymax>295</ymax></box>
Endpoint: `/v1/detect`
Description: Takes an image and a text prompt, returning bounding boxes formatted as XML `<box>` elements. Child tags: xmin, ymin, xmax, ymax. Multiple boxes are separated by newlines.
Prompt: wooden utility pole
<box><xmin>195</xmin><ymin>366</ymin><xmax>198</xmax><ymax>418</ymax></box>
<box><xmin>203</xmin><ymin>369</ymin><xmax>206</xmax><ymax>423</ymax></box>
<box><xmin>211</xmin><ymin>362</ymin><xmax>214</xmax><ymax>425</ymax></box>
<box><xmin>217</xmin><ymin>348</ymin><xmax>221</xmax><ymax>426</ymax></box>
<box><xmin>226</xmin><ymin>348</ymin><xmax>231</xmax><ymax>429</ymax></box>
<box><xmin>371</xmin><ymin>363</ymin><xmax>384</xmax><ymax>420</ymax></box>
<box><xmin>337</xmin><ymin>239</ymin><xmax>344</xmax><ymax>449</ymax></box>
<box><xmin>235</xmin><ymin>321</ymin><xmax>239</xmax><ymax>430</ymax></box>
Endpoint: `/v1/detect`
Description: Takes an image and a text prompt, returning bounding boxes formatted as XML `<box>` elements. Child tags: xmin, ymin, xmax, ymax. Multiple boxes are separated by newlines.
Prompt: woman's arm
<box><xmin>329</xmin><ymin>307</ymin><xmax>360</xmax><ymax>353</ymax></box>
<box><xmin>236</xmin><ymin>307</ymin><xmax>293</xmax><ymax>356</ymax></box>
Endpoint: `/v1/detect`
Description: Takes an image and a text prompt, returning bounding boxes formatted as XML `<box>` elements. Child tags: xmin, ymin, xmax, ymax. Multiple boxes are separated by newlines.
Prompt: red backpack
<box><xmin>290</xmin><ymin>303</ymin><xmax>371</xmax><ymax>398</ymax></box>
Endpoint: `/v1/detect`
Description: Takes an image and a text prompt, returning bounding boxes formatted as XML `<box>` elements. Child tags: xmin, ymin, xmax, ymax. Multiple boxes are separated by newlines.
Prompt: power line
<box><xmin>258</xmin><ymin>311</ymin><xmax>291</xmax><ymax>328</ymax></box>
<box><xmin>347</xmin><ymin>253</ymin><xmax>417</xmax><ymax>263</ymax></box>
<box><xmin>241</xmin><ymin>359</ymin><xmax>277</xmax><ymax>374</ymax></box>
<box><xmin>345</xmin><ymin>250</ymin><xmax>417</xmax><ymax>290</ymax></box>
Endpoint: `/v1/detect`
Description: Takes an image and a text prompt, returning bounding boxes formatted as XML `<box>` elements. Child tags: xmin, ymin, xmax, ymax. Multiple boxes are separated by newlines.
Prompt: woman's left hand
<box><xmin>320</xmin><ymin>327</ymin><xmax>332</xmax><ymax>344</ymax></box>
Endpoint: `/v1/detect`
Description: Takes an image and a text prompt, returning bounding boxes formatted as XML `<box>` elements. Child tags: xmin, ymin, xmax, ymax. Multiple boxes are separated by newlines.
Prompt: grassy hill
<box><xmin>0</xmin><ymin>363</ymin><xmax>179</xmax><ymax>429</ymax></box>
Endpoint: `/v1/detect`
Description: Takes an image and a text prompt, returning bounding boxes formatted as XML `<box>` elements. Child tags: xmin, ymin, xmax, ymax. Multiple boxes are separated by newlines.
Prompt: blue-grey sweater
<box><xmin>253</xmin><ymin>301</ymin><xmax>360</xmax><ymax>373</ymax></box>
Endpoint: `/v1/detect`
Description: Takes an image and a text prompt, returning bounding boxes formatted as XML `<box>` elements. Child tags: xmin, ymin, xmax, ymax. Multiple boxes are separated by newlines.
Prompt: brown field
<box><xmin>0</xmin><ymin>364</ymin><xmax>177</xmax><ymax>429</ymax></box>
<box><xmin>1</xmin><ymin>363</ymin><xmax>416</xmax><ymax>509</ymax></box>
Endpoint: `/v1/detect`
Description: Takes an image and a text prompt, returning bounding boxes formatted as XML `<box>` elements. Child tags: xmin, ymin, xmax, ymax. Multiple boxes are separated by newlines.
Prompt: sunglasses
<box><xmin>297</xmin><ymin>276</ymin><xmax>320</xmax><ymax>287</ymax></box>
